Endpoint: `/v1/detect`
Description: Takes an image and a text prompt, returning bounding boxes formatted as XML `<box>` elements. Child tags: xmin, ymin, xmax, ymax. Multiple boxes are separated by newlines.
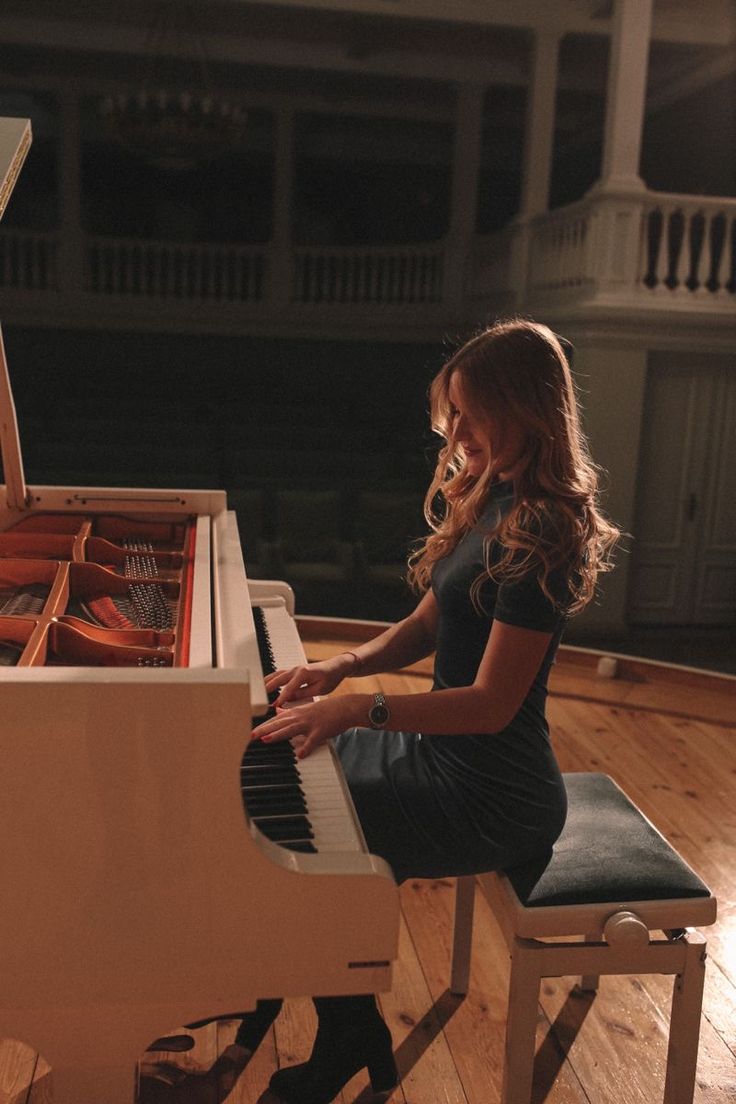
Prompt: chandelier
<box><xmin>99</xmin><ymin>2</ymin><xmax>246</xmax><ymax>171</ymax></box>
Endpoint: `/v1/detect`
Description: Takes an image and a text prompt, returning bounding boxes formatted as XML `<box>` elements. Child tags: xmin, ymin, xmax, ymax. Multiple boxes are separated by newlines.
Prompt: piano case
<box><xmin>0</xmin><ymin>115</ymin><xmax>397</xmax><ymax>1104</ymax></box>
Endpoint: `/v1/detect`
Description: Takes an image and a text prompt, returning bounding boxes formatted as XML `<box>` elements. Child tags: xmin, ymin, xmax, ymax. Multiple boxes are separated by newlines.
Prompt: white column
<box><xmin>599</xmin><ymin>0</ymin><xmax>654</xmax><ymax>190</ymax></box>
<box><xmin>510</xmin><ymin>31</ymin><xmax>560</xmax><ymax>302</ymax></box>
<box><xmin>520</xmin><ymin>32</ymin><xmax>560</xmax><ymax>218</ymax></box>
<box><xmin>58</xmin><ymin>90</ymin><xmax>85</xmax><ymax>293</ymax></box>
<box><xmin>446</xmin><ymin>83</ymin><xmax>484</xmax><ymax>307</ymax></box>
<box><xmin>270</xmin><ymin>105</ymin><xmax>294</xmax><ymax>305</ymax></box>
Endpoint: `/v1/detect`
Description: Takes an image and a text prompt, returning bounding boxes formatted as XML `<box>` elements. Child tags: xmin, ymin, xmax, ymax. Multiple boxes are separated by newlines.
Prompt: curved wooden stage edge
<box><xmin>1</xmin><ymin>616</ymin><xmax>734</xmax><ymax>1104</ymax></box>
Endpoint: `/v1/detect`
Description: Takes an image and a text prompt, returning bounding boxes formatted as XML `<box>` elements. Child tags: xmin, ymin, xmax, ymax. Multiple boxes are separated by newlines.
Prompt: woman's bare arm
<box><xmin>267</xmin><ymin>589</ymin><xmax>438</xmax><ymax>708</ymax></box>
<box><xmin>254</xmin><ymin>617</ymin><xmax>554</xmax><ymax>756</ymax></box>
<box><xmin>340</xmin><ymin>588</ymin><xmax>438</xmax><ymax>677</ymax></box>
<box><xmin>355</xmin><ymin>618</ymin><xmax>553</xmax><ymax>735</ymax></box>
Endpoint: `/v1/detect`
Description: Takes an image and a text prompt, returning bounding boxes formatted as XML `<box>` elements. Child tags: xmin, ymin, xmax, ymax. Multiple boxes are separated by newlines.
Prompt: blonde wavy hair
<box><xmin>407</xmin><ymin>318</ymin><xmax>619</xmax><ymax>615</ymax></box>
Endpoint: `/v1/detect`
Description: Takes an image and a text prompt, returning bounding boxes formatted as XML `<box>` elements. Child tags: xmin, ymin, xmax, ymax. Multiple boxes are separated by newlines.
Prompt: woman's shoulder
<box><xmin>517</xmin><ymin>495</ymin><xmax>571</xmax><ymax>539</ymax></box>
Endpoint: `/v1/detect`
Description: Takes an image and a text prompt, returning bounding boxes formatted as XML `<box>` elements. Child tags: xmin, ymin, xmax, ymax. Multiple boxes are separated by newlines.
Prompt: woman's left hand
<box><xmin>251</xmin><ymin>694</ymin><xmax>360</xmax><ymax>759</ymax></box>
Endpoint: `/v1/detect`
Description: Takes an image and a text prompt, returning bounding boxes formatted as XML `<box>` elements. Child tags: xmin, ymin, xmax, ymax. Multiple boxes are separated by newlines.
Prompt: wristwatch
<box><xmin>368</xmin><ymin>692</ymin><xmax>390</xmax><ymax>728</ymax></box>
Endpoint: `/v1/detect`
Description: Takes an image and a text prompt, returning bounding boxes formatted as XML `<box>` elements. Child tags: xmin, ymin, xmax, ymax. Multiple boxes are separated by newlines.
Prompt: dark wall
<box><xmin>4</xmin><ymin>326</ymin><xmax>449</xmax><ymax>617</ymax></box>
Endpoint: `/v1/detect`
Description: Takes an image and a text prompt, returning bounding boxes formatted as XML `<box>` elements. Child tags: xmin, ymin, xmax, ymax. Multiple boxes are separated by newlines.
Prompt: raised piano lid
<box><xmin>0</xmin><ymin>115</ymin><xmax>269</xmax><ymax>711</ymax></box>
<box><xmin>0</xmin><ymin>116</ymin><xmax>31</xmax><ymax>221</ymax></box>
<box><xmin>0</xmin><ymin>118</ymin><xmax>31</xmax><ymax>511</ymax></box>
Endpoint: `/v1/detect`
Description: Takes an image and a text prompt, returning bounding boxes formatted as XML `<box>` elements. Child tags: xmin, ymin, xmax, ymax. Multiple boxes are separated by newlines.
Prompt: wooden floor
<box><xmin>2</xmin><ymin>625</ymin><xmax>735</xmax><ymax>1104</ymax></box>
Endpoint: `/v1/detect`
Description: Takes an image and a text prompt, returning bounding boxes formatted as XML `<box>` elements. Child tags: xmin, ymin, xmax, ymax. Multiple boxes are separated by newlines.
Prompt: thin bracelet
<box><xmin>342</xmin><ymin>650</ymin><xmax>363</xmax><ymax>674</ymax></box>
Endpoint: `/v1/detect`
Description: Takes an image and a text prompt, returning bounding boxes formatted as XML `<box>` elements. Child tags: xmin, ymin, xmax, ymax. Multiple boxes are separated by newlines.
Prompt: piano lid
<box><xmin>0</xmin><ymin>116</ymin><xmax>30</xmax><ymax>222</ymax></box>
<box><xmin>0</xmin><ymin>117</ymin><xmax>31</xmax><ymax>513</ymax></box>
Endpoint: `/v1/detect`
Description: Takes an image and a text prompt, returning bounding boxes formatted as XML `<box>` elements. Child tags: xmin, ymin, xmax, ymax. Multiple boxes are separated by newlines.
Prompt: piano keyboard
<box><xmin>243</xmin><ymin>599</ymin><xmax>365</xmax><ymax>855</ymax></box>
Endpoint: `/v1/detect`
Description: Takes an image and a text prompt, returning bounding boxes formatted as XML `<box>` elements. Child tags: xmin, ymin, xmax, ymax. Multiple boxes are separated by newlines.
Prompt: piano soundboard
<box><xmin>0</xmin><ymin>115</ymin><xmax>397</xmax><ymax>1104</ymax></box>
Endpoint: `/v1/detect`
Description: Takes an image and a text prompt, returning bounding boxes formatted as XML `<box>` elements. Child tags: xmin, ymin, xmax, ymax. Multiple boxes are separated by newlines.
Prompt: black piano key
<box><xmin>243</xmin><ymin>748</ymin><xmax>295</xmax><ymax>759</ymax></box>
<box><xmin>286</xmin><ymin>841</ymin><xmax>318</xmax><ymax>853</ymax></box>
<box><xmin>259</xmin><ymin>830</ymin><xmax>313</xmax><ymax>844</ymax></box>
<box><xmin>244</xmin><ymin>790</ymin><xmax>308</xmax><ymax>808</ymax></box>
<box><xmin>243</xmin><ymin>765</ymin><xmax>298</xmax><ymax>779</ymax></box>
<box><xmin>246</xmin><ymin>741</ymin><xmax>292</xmax><ymax>755</ymax></box>
<box><xmin>242</xmin><ymin>778</ymin><xmax>303</xmax><ymax>793</ymax></box>
<box><xmin>241</xmin><ymin>777</ymin><xmax>300</xmax><ymax>794</ymax></box>
<box><xmin>242</xmin><ymin>755</ymin><xmax>297</xmax><ymax>771</ymax></box>
<box><xmin>244</xmin><ymin>749</ymin><xmax>296</xmax><ymax>765</ymax></box>
<box><xmin>252</xmin><ymin>605</ymin><xmax>276</xmax><ymax>675</ymax></box>
<box><xmin>251</xmin><ymin>812</ymin><xmax>312</xmax><ymax>829</ymax></box>
<box><xmin>254</xmin><ymin>818</ymin><xmax>315</xmax><ymax>843</ymax></box>
<box><xmin>243</xmin><ymin>748</ymin><xmax>295</xmax><ymax>763</ymax></box>
<box><xmin>247</xmin><ymin>798</ymin><xmax>307</xmax><ymax>817</ymax></box>
<box><xmin>242</xmin><ymin>758</ymin><xmax>297</xmax><ymax>772</ymax></box>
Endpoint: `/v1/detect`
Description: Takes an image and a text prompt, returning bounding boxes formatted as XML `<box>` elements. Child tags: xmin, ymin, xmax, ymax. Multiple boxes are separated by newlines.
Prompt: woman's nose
<box><xmin>455</xmin><ymin>413</ymin><xmax>470</xmax><ymax>439</ymax></box>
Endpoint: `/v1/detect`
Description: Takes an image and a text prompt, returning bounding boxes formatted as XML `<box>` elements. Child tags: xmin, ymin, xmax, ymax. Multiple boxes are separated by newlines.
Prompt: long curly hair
<box><xmin>407</xmin><ymin>318</ymin><xmax>619</xmax><ymax>614</ymax></box>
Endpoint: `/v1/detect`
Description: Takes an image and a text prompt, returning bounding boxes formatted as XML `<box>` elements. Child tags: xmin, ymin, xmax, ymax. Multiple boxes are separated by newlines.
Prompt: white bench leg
<box><xmin>580</xmin><ymin>931</ymin><xmax>602</xmax><ymax>992</ymax></box>
<box><xmin>663</xmin><ymin>931</ymin><xmax>707</xmax><ymax>1104</ymax></box>
<box><xmin>502</xmin><ymin>937</ymin><xmax>540</xmax><ymax>1104</ymax></box>
<box><xmin>450</xmin><ymin>876</ymin><xmax>475</xmax><ymax>996</ymax></box>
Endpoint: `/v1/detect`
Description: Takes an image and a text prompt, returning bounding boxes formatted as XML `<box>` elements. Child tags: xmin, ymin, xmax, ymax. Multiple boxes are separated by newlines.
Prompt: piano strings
<box><xmin>0</xmin><ymin>580</ymin><xmax>50</xmax><ymax>616</ymax></box>
<box><xmin>1</xmin><ymin>515</ymin><xmax>187</xmax><ymax>666</ymax></box>
<box><xmin>0</xmin><ymin>639</ymin><xmax>23</xmax><ymax>665</ymax></box>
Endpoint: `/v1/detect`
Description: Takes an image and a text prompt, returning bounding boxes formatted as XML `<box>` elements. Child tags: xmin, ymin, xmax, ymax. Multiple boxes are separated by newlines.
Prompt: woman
<box><xmin>246</xmin><ymin>318</ymin><xmax>619</xmax><ymax>1103</ymax></box>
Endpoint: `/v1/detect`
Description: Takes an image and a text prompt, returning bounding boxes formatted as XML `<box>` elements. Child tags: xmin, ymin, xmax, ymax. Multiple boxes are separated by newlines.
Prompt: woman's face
<box><xmin>447</xmin><ymin>371</ymin><xmax>526</xmax><ymax>480</ymax></box>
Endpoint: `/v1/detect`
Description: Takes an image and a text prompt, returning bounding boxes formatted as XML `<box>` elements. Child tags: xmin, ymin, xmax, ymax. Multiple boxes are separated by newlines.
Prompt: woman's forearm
<box><xmin>338</xmin><ymin>685</ymin><xmax>509</xmax><ymax>736</ymax></box>
<box><xmin>339</xmin><ymin>615</ymin><xmax>435</xmax><ymax>679</ymax></box>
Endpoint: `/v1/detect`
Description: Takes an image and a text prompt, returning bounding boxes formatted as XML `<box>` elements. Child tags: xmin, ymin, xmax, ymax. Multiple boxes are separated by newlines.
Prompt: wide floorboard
<box><xmin>1</xmin><ymin>630</ymin><xmax>734</xmax><ymax>1104</ymax></box>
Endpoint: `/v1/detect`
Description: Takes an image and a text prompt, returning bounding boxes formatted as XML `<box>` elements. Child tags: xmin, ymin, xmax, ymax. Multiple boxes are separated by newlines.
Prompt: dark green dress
<box><xmin>335</xmin><ymin>481</ymin><xmax>568</xmax><ymax>884</ymax></box>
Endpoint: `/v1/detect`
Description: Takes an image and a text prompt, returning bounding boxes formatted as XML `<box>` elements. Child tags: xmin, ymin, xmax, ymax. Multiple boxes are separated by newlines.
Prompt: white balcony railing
<box><xmin>639</xmin><ymin>193</ymin><xmax>736</xmax><ymax>299</ymax></box>
<box><xmin>1</xmin><ymin>190</ymin><xmax>736</xmax><ymax>331</ymax></box>
<box><xmin>87</xmin><ymin>237</ymin><xmax>266</xmax><ymax>302</ymax></box>
<box><xmin>0</xmin><ymin>228</ymin><xmax>58</xmax><ymax>292</ymax></box>
<box><xmin>0</xmin><ymin>231</ymin><xmax>445</xmax><ymax>309</ymax></box>
<box><xmin>293</xmin><ymin>244</ymin><xmax>445</xmax><ymax>305</ymax></box>
<box><xmin>523</xmin><ymin>189</ymin><xmax>736</xmax><ymax>305</ymax></box>
<box><xmin>527</xmin><ymin>200</ymin><xmax>597</xmax><ymax>295</ymax></box>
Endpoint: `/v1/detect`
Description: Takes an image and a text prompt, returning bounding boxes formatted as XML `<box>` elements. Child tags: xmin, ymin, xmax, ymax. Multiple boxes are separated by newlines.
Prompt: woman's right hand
<box><xmin>263</xmin><ymin>653</ymin><xmax>356</xmax><ymax>708</ymax></box>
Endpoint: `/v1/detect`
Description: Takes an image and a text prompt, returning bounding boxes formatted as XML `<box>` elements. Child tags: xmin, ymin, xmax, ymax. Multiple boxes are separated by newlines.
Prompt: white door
<box><xmin>628</xmin><ymin>354</ymin><xmax>736</xmax><ymax>625</ymax></box>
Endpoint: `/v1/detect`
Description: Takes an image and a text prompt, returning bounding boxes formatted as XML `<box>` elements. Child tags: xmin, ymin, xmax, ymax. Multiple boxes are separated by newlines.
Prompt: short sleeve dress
<box><xmin>334</xmin><ymin>480</ymin><xmax>568</xmax><ymax>884</ymax></box>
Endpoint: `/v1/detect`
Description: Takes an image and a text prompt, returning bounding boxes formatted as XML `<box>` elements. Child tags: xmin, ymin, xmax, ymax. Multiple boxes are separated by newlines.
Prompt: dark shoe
<box><xmin>269</xmin><ymin>999</ymin><xmax>397</xmax><ymax>1103</ymax></box>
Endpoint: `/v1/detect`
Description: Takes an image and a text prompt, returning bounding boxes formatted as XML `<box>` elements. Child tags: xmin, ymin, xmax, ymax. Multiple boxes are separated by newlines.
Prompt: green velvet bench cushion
<box><xmin>507</xmin><ymin>772</ymin><xmax>711</xmax><ymax>908</ymax></box>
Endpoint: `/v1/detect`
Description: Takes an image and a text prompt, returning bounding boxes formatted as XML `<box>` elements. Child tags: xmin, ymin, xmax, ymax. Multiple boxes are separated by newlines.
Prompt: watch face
<box><xmin>369</xmin><ymin>703</ymin><xmax>390</xmax><ymax>727</ymax></box>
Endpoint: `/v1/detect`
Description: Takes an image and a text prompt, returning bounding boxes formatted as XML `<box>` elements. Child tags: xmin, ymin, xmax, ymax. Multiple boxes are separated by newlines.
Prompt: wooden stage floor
<box><xmin>1</xmin><ymin>622</ymin><xmax>734</xmax><ymax>1104</ymax></box>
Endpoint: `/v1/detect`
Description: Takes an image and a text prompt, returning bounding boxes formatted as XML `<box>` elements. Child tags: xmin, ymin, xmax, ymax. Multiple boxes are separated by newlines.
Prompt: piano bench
<box><xmin>449</xmin><ymin>772</ymin><xmax>717</xmax><ymax>1104</ymax></box>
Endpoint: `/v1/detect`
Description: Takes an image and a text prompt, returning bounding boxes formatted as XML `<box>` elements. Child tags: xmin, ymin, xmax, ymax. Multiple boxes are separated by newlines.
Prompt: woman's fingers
<box><xmin>250</xmin><ymin>703</ymin><xmax>328</xmax><ymax>758</ymax></box>
<box><xmin>265</xmin><ymin>666</ymin><xmax>316</xmax><ymax>705</ymax></box>
<box><xmin>263</xmin><ymin>667</ymin><xmax>297</xmax><ymax>691</ymax></box>
<box><xmin>251</xmin><ymin>709</ymin><xmax>300</xmax><ymax>743</ymax></box>
<box><xmin>294</xmin><ymin>733</ymin><xmax>320</xmax><ymax>759</ymax></box>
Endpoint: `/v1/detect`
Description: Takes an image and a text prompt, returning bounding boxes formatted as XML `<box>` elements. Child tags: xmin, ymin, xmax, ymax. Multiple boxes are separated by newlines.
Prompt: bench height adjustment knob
<box><xmin>603</xmin><ymin>910</ymin><xmax>650</xmax><ymax>947</ymax></box>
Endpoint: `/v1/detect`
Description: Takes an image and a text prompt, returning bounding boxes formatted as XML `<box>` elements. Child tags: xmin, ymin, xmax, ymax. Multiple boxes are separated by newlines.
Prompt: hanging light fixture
<box><xmin>99</xmin><ymin>1</ymin><xmax>246</xmax><ymax>170</ymax></box>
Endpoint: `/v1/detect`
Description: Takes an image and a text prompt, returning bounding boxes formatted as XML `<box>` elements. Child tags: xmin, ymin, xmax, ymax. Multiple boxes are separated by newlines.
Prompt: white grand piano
<box><xmin>0</xmin><ymin>117</ymin><xmax>398</xmax><ymax>1104</ymax></box>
